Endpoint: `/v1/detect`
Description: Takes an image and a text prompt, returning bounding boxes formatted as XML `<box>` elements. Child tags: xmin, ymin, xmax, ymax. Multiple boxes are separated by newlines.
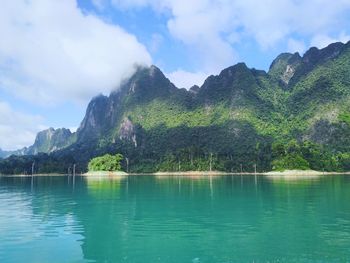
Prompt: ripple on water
<box><xmin>0</xmin><ymin>175</ymin><xmax>350</xmax><ymax>263</ymax></box>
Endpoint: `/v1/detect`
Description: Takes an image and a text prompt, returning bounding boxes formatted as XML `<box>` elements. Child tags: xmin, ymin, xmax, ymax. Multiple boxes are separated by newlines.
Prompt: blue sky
<box><xmin>0</xmin><ymin>0</ymin><xmax>350</xmax><ymax>150</ymax></box>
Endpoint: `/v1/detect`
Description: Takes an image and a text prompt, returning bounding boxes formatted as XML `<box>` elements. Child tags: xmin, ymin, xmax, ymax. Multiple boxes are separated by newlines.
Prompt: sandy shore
<box><xmin>2</xmin><ymin>170</ymin><xmax>349</xmax><ymax>177</ymax></box>
<box><xmin>153</xmin><ymin>171</ymin><xmax>232</xmax><ymax>176</ymax></box>
<box><xmin>147</xmin><ymin>170</ymin><xmax>350</xmax><ymax>176</ymax></box>
<box><xmin>82</xmin><ymin>171</ymin><xmax>128</xmax><ymax>176</ymax></box>
<box><xmin>263</xmin><ymin>170</ymin><xmax>350</xmax><ymax>176</ymax></box>
<box><xmin>0</xmin><ymin>173</ymin><xmax>68</xmax><ymax>177</ymax></box>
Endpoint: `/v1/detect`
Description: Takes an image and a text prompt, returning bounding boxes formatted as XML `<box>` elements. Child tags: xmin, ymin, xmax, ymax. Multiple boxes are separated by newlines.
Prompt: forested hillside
<box><xmin>1</xmin><ymin>41</ymin><xmax>349</xmax><ymax>174</ymax></box>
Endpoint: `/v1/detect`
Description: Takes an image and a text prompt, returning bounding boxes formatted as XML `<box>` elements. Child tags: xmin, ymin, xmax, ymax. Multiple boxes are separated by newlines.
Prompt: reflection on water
<box><xmin>266</xmin><ymin>174</ymin><xmax>321</xmax><ymax>182</ymax></box>
<box><xmin>1</xmin><ymin>175</ymin><xmax>350</xmax><ymax>263</ymax></box>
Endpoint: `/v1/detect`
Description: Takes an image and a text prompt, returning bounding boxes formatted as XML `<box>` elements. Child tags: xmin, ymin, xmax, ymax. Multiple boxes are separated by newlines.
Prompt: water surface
<box><xmin>0</xmin><ymin>175</ymin><xmax>350</xmax><ymax>263</ymax></box>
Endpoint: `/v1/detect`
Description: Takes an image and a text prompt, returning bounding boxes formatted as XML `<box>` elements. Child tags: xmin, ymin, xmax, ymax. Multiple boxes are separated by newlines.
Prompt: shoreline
<box><xmin>1</xmin><ymin>170</ymin><xmax>350</xmax><ymax>177</ymax></box>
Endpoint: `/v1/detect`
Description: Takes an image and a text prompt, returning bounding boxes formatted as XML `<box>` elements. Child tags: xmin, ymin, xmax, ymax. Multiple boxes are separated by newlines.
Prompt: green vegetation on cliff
<box><xmin>1</xmin><ymin>41</ymin><xmax>350</xmax><ymax>174</ymax></box>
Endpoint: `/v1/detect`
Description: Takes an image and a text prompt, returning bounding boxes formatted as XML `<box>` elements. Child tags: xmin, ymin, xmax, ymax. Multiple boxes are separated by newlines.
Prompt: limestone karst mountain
<box><xmin>1</xmin><ymin>41</ymin><xmax>350</xmax><ymax>173</ymax></box>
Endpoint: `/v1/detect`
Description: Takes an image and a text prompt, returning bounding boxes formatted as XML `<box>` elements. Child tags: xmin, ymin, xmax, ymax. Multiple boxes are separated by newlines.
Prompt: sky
<box><xmin>0</xmin><ymin>0</ymin><xmax>350</xmax><ymax>151</ymax></box>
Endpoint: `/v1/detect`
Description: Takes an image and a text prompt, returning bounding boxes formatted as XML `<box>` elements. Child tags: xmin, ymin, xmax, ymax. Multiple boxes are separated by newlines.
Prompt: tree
<box><xmin>272</xmin><ymin>153</ymin><xmax>310</xmax><ymax>171</ymax></box>
<box><xmin>88</xmin><ymin>154</ymin><xmax>124</xmax><ymax>172</ymax></box>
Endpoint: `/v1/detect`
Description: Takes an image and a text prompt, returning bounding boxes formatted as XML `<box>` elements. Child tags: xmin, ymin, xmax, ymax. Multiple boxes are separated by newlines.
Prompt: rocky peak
<box><xmin>197</xmin><ymin>62</ymin><xmax>255</xmax><ymax>103</ymax></box>
<box><xmin>27</xmin><ymin>127</ymin><xmax>73</xmax><ymax>155</ymax></box>
<box><xmin>149</xmin><ymin>65</ymin><xmax>160</xmax><ymax>77</ymax></box>
<box><xmin>287</xmin><ymin>42</ymin><xmax>348</xmax><ymax>87</ymax></box>
<box><xmin>303</xmin><ymin>42</ymin><xmax>345</xmax><ymax>64</ymax></box>
<box><xmin>131</xmin><ymin>65</ymin><xmax>173</xmax><ymax>88</ymax></box>
<box><xmin>77</xmin><ymin>94</ymin><xmax>109</xmax><ymax>140</ymax></box>
<box><xmin>76</xmin><ymin>65</ymin><xmax>179</xmax><ymax>144</ymax></box>
<box><xmin>220</xmin><ymin>62</ymin><xmax>249</xmax><ymax>77</ymax></box>
<box><xmin>268</xmin><ymin>52</ymin><xmax>302</xmax><ymax>86</ymax></box>
<box><xmin>189</xmin><ymin>85</ymin><xmax>200</xmax><ymax>94</ymax></box>
<box><xmin>116</xmin><ymin>65</ymin><xmax>177</xmax><ymax>105</ymax></box>
<box><xmin>200</xmin><ymin>63</ymin><xmax>249</xmax><ymax>89</ymax></box>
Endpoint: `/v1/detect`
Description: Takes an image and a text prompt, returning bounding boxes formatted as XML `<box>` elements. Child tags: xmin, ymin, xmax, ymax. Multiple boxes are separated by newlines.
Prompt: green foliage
<box><xmin>156</xmin><ymin>152</ymin><xmax>224</xmax><ymax>172</ymax></box>
<box><xmin>338</xmin><ymin>153</ymin><xmax>350</xmax><ymax>170</ymax></box>
<box><xmin>339</xmin><ymin>112</ymin><xmax>350</xmax><ymax>125</ymax></box>
<box><xmin>272</xmin><ymin>154</ymin><xmax>310</xmax><ymax>171</ymax></box>
<box><xmin>272</xmin><ymin>140</ymin><xmax>309</xmax><ymax>171</ymax></box>
<box><xmin>0</xmin><ymin>153</ymin><xmax>80</xmax><ymax>175</ymax></box>
<box><xmin>88</xmin><ymin>154</ymin><xmax>123</xmax><ymax>172</ymax></box>
<box><xmin>1</xmin><ymin>43</ymin><xmax>350</xmax><ymax>174</ymax></box>
<box><xmin>271</xmin><ymin>140</ymin><xmax>349</xmax><ymax>172</ymax></box>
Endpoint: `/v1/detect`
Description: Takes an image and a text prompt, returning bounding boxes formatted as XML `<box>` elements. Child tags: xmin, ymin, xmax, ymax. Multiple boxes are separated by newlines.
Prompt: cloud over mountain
<box><xmin>100</xmin><ymin>0</ymin><xmax>350</xmax><ymax>90</ymax></box>
<box><xmin>0</xmin><ymin>0</ymin><xmax>152</xmax><ymax>105</ymax></box>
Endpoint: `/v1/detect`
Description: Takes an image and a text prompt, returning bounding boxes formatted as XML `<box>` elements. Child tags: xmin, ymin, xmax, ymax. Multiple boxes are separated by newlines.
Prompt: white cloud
<box><xmin>166</xmin><ymin>4</ymin><xmax>238</xmax><ymax>72</ymax></box>
<box><xmin>109</xmin><ymin>0</ymin><xmax>350</xmax><ymax>72</ymax></box>
<box><xmin>0</xmin><ymin>102</ymin><xmax>45</xmax><ymax>150</ymax></box>
<box><xmin>0</xmin><ymin>0</ymin><xmax>152</xmax><ymax>105</ymax></box>
<box><xmin>148</xmin><ymin>33</ymin><xmax>164</xmax><ymax>53</ymax></box>
<box><xmin>111</xmin><ymin>0</ymin><xmax>238</xmax><ymax>72</ymax></box>
<box><xmin>310</xmin><ymin>32</ymin><xmax>350</xmax><ymax>49</ymax></box>
<box><xmin>166</xmin><ymin>70</ymin><xmax>207</xmax><ymax>89</ymax></box>
<box><xmin>287</xmin><ymin>38</ymin><xmax>306</xmax><ymax>54</ymax></box>
<box><xmin>69</xmin><ymin>126</ymin><xmax>78</xmax><ymax>133</ymax></box>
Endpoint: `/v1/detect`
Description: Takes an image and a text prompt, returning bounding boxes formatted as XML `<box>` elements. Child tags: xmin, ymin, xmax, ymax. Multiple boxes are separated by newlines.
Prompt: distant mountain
<box><xmin>1</xmin><ymin>128</ymin><xmax>75</xmax><ymax>159</ymax></box>
<box><xmin>25</xmin><ymin>127</ymin><xmax>76</xmax><ymax>155</ymax></box>
<box><xmin>0</xmin><ymin>148</ymin><xmax>10</xmax><ymax>158</ymax></box>
<box><xmin>0</xmin><ymin>147</ymin><xmax>27</xmax><ymax>159</ymax></box>
<box><xmin>1</xmin><ymin>41</ymin><xmax>350</xmax><ymax>174</ymax></box>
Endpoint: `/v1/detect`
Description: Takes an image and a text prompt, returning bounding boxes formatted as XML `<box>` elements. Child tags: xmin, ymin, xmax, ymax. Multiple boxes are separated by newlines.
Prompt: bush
<box><xmin>88</xmin><ymin>154</ymin><xmax>123</xmax><ymax>172</ymax></box>
<box><xmin>272</xmin><ymin>153</ymin><xmax>310</xmax><ymax>171</ymax></box>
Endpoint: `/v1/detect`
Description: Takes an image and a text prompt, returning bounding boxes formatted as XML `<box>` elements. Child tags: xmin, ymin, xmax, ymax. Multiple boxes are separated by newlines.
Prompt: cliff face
<box><xmin>268</xmin><ymin>52</ymin><xmax>302</xmax><ymax>86</ymax></box>
<box><xmin>1</xmin><ymin>128</ymin><xmax>75</xmax><ymax>158</ymax></box>
<box><xmin>77</xmin><ymin>95</ymin><xmax>111</xmax><ymax>142</ymax></box>
<box><xmin>0</xmin><ymin>147</ymin><xmax>28</xmax><ymax>158</ymax></box>
<box><xmin>76</xmin><ymin>65</ymin><xmax>182</xmax><ymax>144</ymax></box>
<box><xmin>24</xmin><ymin>128</ymin><xmax>75</xmax><ymax>155</ymax></box>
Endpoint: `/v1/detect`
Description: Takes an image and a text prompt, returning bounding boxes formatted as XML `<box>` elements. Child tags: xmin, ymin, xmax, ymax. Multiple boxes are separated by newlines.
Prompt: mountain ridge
<box><xmin>0</xmin><ymin>128</ymin><xmax>75</xmax><ymax>159</ymax></box>
<box><xmin>1</xmin><ymin>41</ymin><xmax>350</xmax><ymax>173</ymax></box>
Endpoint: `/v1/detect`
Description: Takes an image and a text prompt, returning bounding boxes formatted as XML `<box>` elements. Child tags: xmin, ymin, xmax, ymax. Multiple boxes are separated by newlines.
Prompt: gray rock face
<box><xmin>0</xmin><ymin>146</ymin><xmax>29</xmax><ymax>158</ymax></box>
<box><xmin>268</xmin><ymin>52</ymin><xmax>302</xmax><ymax>86</ymax></box>
<box><xmin>26</xmin><ymin>128</ymin><xmax>74</xmax><ymax>155</ymax></box>
<box><xmin>119</xmin><ymin>117</ymin><xmax>137</xmax><ymax>147</ymax></box>
<box><xmin>2</xmin><ymin>128</ymin><xmax>75</xmax><ymax>157</ymax></box>
<box><xmin>288</xmin><ymin>42</ymin><xmax>349</xmax><ymax>87</ymax></box>
<box><xmin>77</xmin><ymin>95</ymin><xmax>110</xmax><ymax>141</ymax></box>
<box><xmin>76</xmin><ymin>65</ymin><xmax>177</xmax><ymax>144</ymax></box>
<box><xmin>189</xmin><ymin>85</ymin><xmax>200</xmax><ymax>94</ymax></box>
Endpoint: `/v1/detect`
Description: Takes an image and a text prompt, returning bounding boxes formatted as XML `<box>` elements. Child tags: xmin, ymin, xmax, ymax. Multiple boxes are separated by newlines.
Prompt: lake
<box><xmin>0</xmin><ymin>175</ymin><xmax>350</xmax><ymax>263</ymax></box>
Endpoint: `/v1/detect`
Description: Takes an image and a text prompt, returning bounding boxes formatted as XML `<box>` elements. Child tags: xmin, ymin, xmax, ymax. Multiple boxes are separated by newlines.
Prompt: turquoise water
<box><xmin>0</xmin><ymin>175</ymin><xmax>350</xmax><ymax>263</ymax></box>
